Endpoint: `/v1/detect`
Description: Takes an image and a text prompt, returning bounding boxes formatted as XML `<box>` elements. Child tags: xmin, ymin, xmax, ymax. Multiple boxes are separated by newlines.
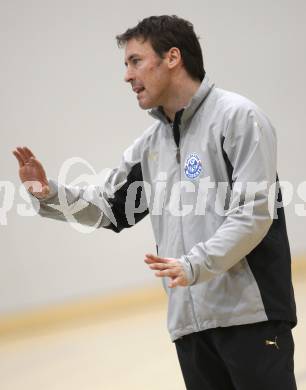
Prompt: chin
<box><xmin>138</xmin><ymin>100</ymin><xmax>154</xmax><ymax>110</ymax></box>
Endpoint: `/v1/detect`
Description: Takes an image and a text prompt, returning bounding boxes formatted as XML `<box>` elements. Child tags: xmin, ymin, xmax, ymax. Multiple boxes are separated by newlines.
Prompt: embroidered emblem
<box><xmin>184</xmin><ymin>153</ymin><xmax>202</xmax><ymax>179</ymax></box>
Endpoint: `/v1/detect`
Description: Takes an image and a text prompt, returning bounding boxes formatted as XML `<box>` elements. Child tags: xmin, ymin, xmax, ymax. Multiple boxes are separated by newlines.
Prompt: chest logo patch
<box><xmin>184</xmin><ymin>153</ymin><xmax>202</xmax><ymax>179</ymax></box>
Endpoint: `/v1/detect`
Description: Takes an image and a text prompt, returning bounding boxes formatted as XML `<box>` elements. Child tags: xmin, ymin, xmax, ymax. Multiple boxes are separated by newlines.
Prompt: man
<box><xmin>13</xmin><ymin>15</ymin><xmax>297</xmax><ymax>390</ymax></box>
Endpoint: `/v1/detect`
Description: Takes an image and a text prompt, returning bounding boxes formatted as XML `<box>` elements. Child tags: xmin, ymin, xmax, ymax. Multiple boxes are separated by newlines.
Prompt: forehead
<box><xmin>124</xmin><ymin>38</ymin><xmax>156</xmax><ymax>62</ymax></box>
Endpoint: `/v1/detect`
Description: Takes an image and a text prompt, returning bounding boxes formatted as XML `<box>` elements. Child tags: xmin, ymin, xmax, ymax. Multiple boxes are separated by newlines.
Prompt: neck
<box><xmin>162</xmin><ymin>76</ymin><xmax>201</xmax><ymax>122</ymax></box>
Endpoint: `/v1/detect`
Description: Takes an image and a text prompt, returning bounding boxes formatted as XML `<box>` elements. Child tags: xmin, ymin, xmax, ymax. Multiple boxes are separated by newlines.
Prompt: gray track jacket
<box><xmin>36</xmin><ymin>75</ymin><xmax>296</xmax><ymax>341</ymax></box>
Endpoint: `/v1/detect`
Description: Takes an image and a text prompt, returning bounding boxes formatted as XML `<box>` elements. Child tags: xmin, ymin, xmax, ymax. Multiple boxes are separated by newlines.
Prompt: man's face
<box><xmin>124</xmin><ymin>38</ymin><xmax>171</xmax><ymax>109</ymax></box>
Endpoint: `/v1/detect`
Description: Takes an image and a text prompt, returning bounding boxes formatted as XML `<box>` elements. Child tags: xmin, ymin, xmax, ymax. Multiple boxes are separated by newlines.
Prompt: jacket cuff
<box><xmin>178</xmin><ymin>256</ymin><xmax>196</xmax><ymax>285</ymax></box>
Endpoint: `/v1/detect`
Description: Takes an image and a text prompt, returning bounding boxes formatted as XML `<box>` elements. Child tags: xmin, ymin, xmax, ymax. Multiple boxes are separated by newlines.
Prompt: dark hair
<box><xmin>116</xmin><ymin>15</ymin><xmax>205</xmax><ymax>82</ymax></box>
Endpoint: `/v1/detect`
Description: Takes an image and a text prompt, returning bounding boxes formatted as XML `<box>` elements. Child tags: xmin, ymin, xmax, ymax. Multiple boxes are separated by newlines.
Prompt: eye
<box><xmin>132</xmin><ymin>58</ymin><xmax>140</xmax><ymax>65</ymax></box>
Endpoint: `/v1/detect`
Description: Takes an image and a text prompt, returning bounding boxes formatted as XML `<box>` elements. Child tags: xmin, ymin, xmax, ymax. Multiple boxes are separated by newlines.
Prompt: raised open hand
<box><xmin>12</xmin><ymin>146</ymin><xmax>50</xmax><ymax>198</ymax></box>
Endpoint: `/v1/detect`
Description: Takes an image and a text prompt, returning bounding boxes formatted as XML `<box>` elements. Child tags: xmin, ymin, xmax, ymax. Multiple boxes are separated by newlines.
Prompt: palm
<box><xmin>19</xmin><ymin>158</ymin><xmax>46</xmax><ymax>183</ymax></box>
<box><xmin>13</xmin><ymin>146</ymin><xmax>50</xmax><ymax>197</ymax></box>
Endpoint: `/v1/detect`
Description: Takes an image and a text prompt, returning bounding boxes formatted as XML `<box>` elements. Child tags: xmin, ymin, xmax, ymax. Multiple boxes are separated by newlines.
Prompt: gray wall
<box><xmin>1</xmin><ymin>0</ymin><xmax>305</xmax><ymax>315</ymax></box>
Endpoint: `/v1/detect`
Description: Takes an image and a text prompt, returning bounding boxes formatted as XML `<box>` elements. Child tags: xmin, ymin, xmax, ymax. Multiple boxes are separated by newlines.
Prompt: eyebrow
<box><xmin>124</xmin><ymin>54</ymin><xmax>139</xmax><ymax>67</ymax></box>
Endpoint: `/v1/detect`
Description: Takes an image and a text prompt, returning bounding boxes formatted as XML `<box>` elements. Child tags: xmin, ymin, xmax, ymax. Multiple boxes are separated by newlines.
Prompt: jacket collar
<box><xmin>148</xmin><ymin>75</ymin><xmax>214</xmax><ymax>126</ymax></box>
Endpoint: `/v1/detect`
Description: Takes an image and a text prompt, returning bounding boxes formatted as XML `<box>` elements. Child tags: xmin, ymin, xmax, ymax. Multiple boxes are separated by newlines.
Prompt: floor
<box><xmin>0</xmin><ymin>277</ymin><xmax>305</xmax><ymax>390</ymax></box>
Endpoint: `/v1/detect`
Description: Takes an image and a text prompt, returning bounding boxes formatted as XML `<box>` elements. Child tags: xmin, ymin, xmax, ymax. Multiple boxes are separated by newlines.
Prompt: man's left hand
<box><xmin>144</xmin><ymin>254</ymin><xmax>189</xmax><ymax>288</ymax></box>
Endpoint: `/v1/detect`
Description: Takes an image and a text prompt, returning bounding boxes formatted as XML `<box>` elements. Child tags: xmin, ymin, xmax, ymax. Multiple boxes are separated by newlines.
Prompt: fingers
<box><xmin>169</xmin><ymin>276</ymin><xmax>187</xmax><ymax>288</ymax></box>
<box><xmin>145</xmin><ymin>254</ymin><xmax>179</xmax><ymax>277</ymax></box>
<box><xmin>12</xmin><ymin>146</ymin><xmax>34</xmax><ymax>166</ymax></box>
<box><xmin>144</xmin><ymin>253</ymin><xmax>188</xmax><ymax>288</ymax></box>
<box><xmin>149</xmin><ymin>262</ymin><xmax>171</xmax><ymax>271</ymax></box>
<box><xmin>23</xmin><ymin>146</ymin><xmax>35</xmax><ymax>160</ymax></box>
<box><xmin>154</xmin><ymin>267</ymin><xmax>187</xmax><ymax>288</ymax></box>
<box><xmin>16</xmin><ymin>147</ymin><xmax>29</xmax><ymax>162</ymax></box>
<box><xmin>155</xmin><ymin>268</ymin><xmax>178</xmax><ymax>277</ymax></box>
<box><xmin>12</xmin><ymin>150</ymin><xmax>25</xmax><ymax>167</ymax></box>
<box><xmin>147</xmin><ymin>259</ymin><xmax>179</xmax><ymax>277</ymax></box>
<box><xmin>144</xmin><ymin>254</ymin><xmax>170</xmax><ymax>264</ymax></box>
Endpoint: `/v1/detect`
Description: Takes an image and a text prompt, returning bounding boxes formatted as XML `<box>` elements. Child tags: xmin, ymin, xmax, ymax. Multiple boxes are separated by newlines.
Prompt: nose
<box><xmin>124</xmin><ymin>66</ymin><xmax>134</xmax><ymax>83</ymax></box>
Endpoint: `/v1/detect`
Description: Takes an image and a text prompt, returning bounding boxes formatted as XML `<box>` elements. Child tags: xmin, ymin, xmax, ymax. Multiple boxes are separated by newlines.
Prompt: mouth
<box><xmin>132</xmin><ymin>86</ymin><xmax>145</xmax><ymax>95</ymax></box>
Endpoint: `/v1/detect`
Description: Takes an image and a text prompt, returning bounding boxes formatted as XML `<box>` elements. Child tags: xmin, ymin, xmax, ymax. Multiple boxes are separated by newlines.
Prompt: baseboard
<box><xmin>0</xmin><ymin>285</ymin><xmax>166</xmax><ymax>338</ymax></box>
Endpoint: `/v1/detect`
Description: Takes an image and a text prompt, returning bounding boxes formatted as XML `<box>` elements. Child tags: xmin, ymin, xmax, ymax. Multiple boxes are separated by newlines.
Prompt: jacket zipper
<box><xmin>171</xmin><ymin>120</ymin><xmax>200</xmax><ymax>332</ymax></box>
<box><xmin>176</xmin><ymin>148</ymin><xmax>180</xmax><ymax>164</ymax></box>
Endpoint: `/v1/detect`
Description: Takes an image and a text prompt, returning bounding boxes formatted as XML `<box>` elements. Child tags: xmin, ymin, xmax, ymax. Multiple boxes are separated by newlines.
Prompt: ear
<box><xmin>166</xmin><ymin>47</ymin><xmax>182</xmax><ymax>70</ymax></box>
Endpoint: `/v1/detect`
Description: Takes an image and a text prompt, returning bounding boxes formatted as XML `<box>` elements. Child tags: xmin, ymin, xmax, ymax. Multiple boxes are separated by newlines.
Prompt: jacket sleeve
<box><xmin>34</xmin><ymin>134</ymin><xmax>149</xmax><ymax>233</ymax></box>
<box><xmin>180</xmin><ymin>106</ymin><xmax>277</xmax><ymax>284</ymax></box>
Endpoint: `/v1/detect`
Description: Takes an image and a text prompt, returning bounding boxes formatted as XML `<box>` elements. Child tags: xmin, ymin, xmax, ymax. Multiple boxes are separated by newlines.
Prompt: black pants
<box><xmin>175</xmin><ymin>321</ymin><xmax>296</xmax><ymax>390</ymax></box>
